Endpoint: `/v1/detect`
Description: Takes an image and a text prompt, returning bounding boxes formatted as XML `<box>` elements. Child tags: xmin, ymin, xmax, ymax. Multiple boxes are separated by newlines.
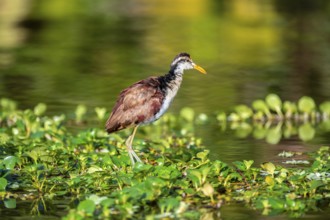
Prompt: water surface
<box><xmin>0</xmin><ymin>0</ymin><xmax>330</xmax><ymax>219</ymax></box>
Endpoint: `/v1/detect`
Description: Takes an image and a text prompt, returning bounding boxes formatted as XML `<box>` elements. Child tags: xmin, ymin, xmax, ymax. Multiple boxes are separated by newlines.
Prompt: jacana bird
<box><xmin>105</xmin><ymin>53</ymin><xmax>206</xmax><ymax>165</ymax></box>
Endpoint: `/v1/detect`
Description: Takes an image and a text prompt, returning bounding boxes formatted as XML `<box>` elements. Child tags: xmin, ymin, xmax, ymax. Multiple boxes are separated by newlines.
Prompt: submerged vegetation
<box><xmin>0</xmin><ymin>96</ymin><xmax>329</xmax><ymax>219</ymax></box>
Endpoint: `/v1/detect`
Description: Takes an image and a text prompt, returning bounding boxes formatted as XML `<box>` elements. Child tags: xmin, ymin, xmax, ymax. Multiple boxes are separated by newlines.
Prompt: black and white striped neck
<box><xmin>158</xmin><ymin>69</ymin><xmax>183</xmax><ymax>91</ymax></box>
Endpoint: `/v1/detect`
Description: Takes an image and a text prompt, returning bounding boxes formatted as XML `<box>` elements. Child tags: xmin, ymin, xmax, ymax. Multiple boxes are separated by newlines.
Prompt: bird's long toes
<box><xmin>133</xmin><ymin>151</ymin><xmax>142</xmax><ymax>162</ymax></box>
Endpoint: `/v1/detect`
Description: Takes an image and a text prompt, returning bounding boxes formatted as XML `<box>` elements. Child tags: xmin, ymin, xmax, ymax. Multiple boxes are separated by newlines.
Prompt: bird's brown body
<box><xmin>106</xmin><ymin>77</ymin><xmax>165</xmax><ymax>133</ymax></box>
<box><xmin>105</xmin><ymin>53</ymin><xmax>206</xmax><ymax>165</ymax></box>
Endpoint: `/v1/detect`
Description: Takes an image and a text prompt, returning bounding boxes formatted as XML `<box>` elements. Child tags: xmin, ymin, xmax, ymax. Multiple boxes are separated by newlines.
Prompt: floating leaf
<box><xmin>196</xmin><ymin>150</ymin><xmax>209</xmax><ymax>161</ymax></box>
<box><xmin>243</xmin><ymin>160</ymin><xmax>254</xmax><ymax>170</ymax></box>
<box><xmin>233</xmin><ymin>160</ymin><xmax>253</xmax><ymax>172</ymax></box>
<box><xmin>158</xmin><ymin>197</ymin><xmax>180</xmax><ymax>214</ymax></box>
<box><xmin>4</xmin><ymin>199</ymin><xmax>16</xmax><ymax>209</ymax></box>
<box><xmin>100</xmin><ymin>198</ymin><xmax>115</xmax><ymax>208</ymax></box>
<box><xmin>310</xmin><ymin>180</ymin><xmax>325</xmax><ymax>190</ymax></box>
<box><xmin>25</xmin><ymin>147</ymin><xmax>54</xmax><ymax>163</ymax></box>
<box><xmin>298</xmin><ymin>96</ymin><xmax>315</xmax><ymax>113</ymax></box>
<box><xmin>252</xmin><ymin>99</ymin><xmax>271</xmax><ymax>117</ymax></box>
<box><xmin>216</xmin><ymin>112</ymin><xmax>226</xmax><ymax>122</ymax></box>
<box><xmin>3</xmin><ymin>156</ymin><xmax>19</xmax><ymax>170</ymax></box>
<box><xmin>88</xmin><ymin>195</ymin><xmax>108</xmax><ymax>205</ymax></box>
<box><xmin>180</xmin><ymin>107</ymin><xmax>195</xmax><ymax>122</ymax></box>
<box><xmin>87</xmin><ymin>165</ymin><xmax>103</xmax><ymax>174</ymax></box>
<box><xmin>0</xmin><ymin>177</ymin><xmax>7</xmax><ymax>191</ymax></box>
<box><xmin>77</xmin><ymin>199</ymin><xmax>96</xmax><ymax>214</ymax></box>
<box><xmin>0</xmin><ymin>98</ymin><xmax>16</xmax><ymax>111</ymax></box>
<box><xmin>196</xmin><ymin>113</ymin><xmax>208</xmax><ymax>124</ymax></box>
<box><xmin>265</xmin><ymin>94</ymin><xmax>283</xmax><ymax>116</ymax></box>
<box><xmin>75</xmin><ymin>104</ymin><xmax>87</xmax><ymax>123</ymax></box>
<box><xmin>0</xmin><ymin>133</ymin><xmax>10</xmax><ymax>144</ymax></box>
<box><xmin>200</xmin><ymin>166</ymin><xmax>211</xmax><ymax>184</ymax></box>
<box><xmin>233</xmin><ymin>161</ymin><xmax>246</xmax><ymax>171</ymax></box>
<box><xmin>265</xmin><ymin>176</ymin><xmax>275</xmax><ymax>186</ymax></box>
<box><xmin>34</xmin><ymin>103</ymin><xmax>47</xmax><ymax>116</ymax></box>
<box><xmin>228</xmin><ymin>113</ymin><xmax>240</xmax><ymax>122</ymax></box>
<box><xmin>261</xmin><ymin>162</ymin><xmax>276</xmax><ymax>175</ymax></box>
<box><xmin>268</xmin><ymin>198</ymin><xmax>284</xmax><ymax>209</ymax></box>
<box><xmin>201</xmin><ymin>183</ymin><xmax>214</xmax><ymax>197</ymax></box>
<box><xmin>320</xmin><ymin>101</ymin><xmax>330</xmax><ymax>114</ymax></box>
<box><xmin>283</xmin><ymin>101</ymin><xmax>297</xmax><ymax>117</ymax></box>
<box><xmin>188</xmin><ymin>170</ymin><xmax>202</xmax><ymax>187</ymax></box>
<box><xmin>235</xmin><ymin>105</ymin><xmax>253</xmax><ymax>120</ymax></box>
<box><xmin>95</xmin><ymin>107</ymin><xmax>107</xmax><ymax>121</ymax></box>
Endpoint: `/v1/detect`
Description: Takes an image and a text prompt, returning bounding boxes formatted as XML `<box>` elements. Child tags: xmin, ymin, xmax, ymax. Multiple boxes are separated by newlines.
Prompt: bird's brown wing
<box><xmin>105</xmin><ymin>77</ymin><xmax>164</xmax><ymax>133</ymax></box>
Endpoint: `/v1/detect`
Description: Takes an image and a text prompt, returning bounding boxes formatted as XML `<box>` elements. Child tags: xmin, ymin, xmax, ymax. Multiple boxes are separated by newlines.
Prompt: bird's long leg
<box><xmin>125</xmin><ymin>126</ymin><xmax>142</xmax><ymax>165</ymax></box>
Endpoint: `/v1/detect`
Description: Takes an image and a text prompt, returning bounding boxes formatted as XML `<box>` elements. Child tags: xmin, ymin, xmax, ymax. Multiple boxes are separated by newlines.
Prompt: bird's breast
<box><xmin>142</xmin><ymin>76</ymin><xmax>182</xmax><ymax>124</ymax></box>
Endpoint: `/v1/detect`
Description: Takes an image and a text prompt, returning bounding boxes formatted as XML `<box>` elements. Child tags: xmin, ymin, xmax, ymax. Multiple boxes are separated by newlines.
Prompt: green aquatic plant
<box><xmin>216</xmin><ymin>94</ymin><xmax>330</xmax><ymax>143</ymax></box>
<box><xmin>62</xmin><ymin>146</ymin><xmax>330</xmax><ymax>219</ymax></box>
<box><xmin>0</xmin><ymin>98</ymin><xmax>17</xmax><ymax>112</ymax></box>
<box><xmin>75</xmin><ymin>104</ymin><xmax>87</xmax><ymax>123</ymax></box>
<box><xmin>0</xmin><ymin>98</ymin><xmax>329</xmax><ymax>219</ymax></box>
<box><xmin>298</xmin><ymin>96</ymin><xmax>316</xmax><ymax>114</ymax></box>
<box><xmin>0</xmin><ymin>178</ymin><xmax>7</xmax><ymax>191</ymax></box>
<box><xmin>220</xmin><ymin>94</ymin><xmax>329</xmax><ymax>122</ymax></box>
<box><xmin>234</xmin><ymin>105</ymin><xmax>253</xmax><ymax>121</ymax></box>
<box><xmin>252</xmin><ymin>99</ymin><xmax>272</xmax><ymax>119</ymax></box>
<box><xmin>94</xmin><ymin>107</ymin><xmax>107</xmax><ymax>121</ymax></box>
<box><xmin>320</xmin><ymin>101</ymin><xmax>330</xmax><ymax>119</ymax></box>
<box><xmin>283</xmin><ymin>101</ymin><xmax>297</xmax><ymax>119</ymax></box>
<box><xmin>34</xmin><ymin>103</ymin><xmax>47</xmax><ymax>116</ymax></box>
<box><xmin>266</xmin><ymin>94</ymin><xmax>283</xmax><ymax>118</ymax></box>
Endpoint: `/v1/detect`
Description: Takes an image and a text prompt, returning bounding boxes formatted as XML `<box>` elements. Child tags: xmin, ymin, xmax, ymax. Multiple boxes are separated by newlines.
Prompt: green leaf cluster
<box><xmin>0</xmin><ymin>98</ymin><xmax>329</xmax><ymax>219</ymax></box>
<box><xmin>216</xmin><ymin>94</ymin><xmax>330</xmax><ymax>143</ymax></box>
<box><xmin>219</xmin><ymin>94</ymin><xmax>330</xmax><ymax>122</ymax></box>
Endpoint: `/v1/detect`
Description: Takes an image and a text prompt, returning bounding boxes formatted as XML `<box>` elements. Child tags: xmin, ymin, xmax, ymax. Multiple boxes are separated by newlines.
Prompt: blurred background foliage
<box><xmin>0</xmin><ymin>0</ymin><xmax>330</xmax><ymax>163</ymax></box>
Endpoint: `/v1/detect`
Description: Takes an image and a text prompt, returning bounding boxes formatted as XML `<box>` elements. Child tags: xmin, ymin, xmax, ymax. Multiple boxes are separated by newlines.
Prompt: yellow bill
<box><xmin>193</xmin><ymin>64</ymin><xmax>207</xmax><ymax>74</ymax></box>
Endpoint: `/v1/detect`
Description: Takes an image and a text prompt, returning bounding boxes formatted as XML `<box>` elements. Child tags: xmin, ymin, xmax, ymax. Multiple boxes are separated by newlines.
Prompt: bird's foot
<box><xmin>128</xmin><ymin>149</ymin><xmax>142</xmax><ymax>165</ymax></box>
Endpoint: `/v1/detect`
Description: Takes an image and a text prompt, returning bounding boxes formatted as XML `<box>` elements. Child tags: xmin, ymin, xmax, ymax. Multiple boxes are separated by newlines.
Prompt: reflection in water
<box><xmin>194</xmin><ymin>116</ymin><xmax>329</xmax><ymax>165</ymax></box>
<box><xmin>2</xmin><ymin>74</ymin><xmax>34</xmax><ymax>107</ymax></box>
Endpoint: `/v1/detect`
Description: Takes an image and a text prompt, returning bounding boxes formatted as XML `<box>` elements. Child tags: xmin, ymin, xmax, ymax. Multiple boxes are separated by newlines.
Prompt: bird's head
<box><xmin>170</xmin><ymin>52</ymin><xmax>206</xmax><ymax>75</ymax></box>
